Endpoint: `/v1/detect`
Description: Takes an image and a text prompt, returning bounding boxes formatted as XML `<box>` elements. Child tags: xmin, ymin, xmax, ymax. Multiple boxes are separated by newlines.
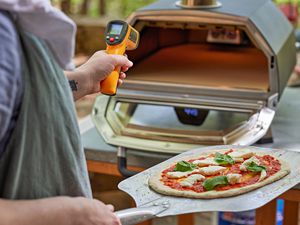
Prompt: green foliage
<box><xmin>274</xmin><ymin>0</ymin><xmax>299</xmax><ymax>4</ymax></box>
<box><xmin>118</xmin><ymin>0</ymin><xmax>156</xmax><ymax>17</ymax></box>
<box><xmin>105</xmin><ymin>0</ymin><xmax>156</xmax><ymax>18</ymax></box>
<box><xmin>53</xmin><ymin>0</ymin><xmax>156</xmax><ymax>18</ymax></box>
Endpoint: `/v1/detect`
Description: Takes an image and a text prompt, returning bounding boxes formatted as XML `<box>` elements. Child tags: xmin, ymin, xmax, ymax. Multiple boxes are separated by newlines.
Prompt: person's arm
<box><xmin>0</xmin><ymin>197</ymin><xmax>120</xmax><ymax>225</ymax></box>
<box><xmin>65</xmin><ymin>51</ymin><xmax>133</xmax><ymax>101</ymax></box>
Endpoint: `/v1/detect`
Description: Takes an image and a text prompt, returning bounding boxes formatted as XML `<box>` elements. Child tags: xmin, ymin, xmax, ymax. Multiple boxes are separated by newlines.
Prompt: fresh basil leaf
<box><xmin>203</xmin><ymin>176</ymin><xmax>229</xmax><ymax>191</ymax></box>
<box><xmin>214</xmin><ymin>152</ymin><xmax>235</xmax><ymax>165</ymax></box>
<box><xmin>246</xmin><ymin>162</ymin><xmax>266</xmax><ymax>172</ymax></box>
<box><xmin>173</xmin><ymin>161</ymin><xmax>196</xmax><ymax>172</ymax></box>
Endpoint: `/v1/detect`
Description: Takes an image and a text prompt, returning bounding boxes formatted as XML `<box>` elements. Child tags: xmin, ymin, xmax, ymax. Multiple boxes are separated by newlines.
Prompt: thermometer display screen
<box><xmin>109</xmin><ymin>24</ymin><xmax>123</xmax><ymax>35</ymax></box>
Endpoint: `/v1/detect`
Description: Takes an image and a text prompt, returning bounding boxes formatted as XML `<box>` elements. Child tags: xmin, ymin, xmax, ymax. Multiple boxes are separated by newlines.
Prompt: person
<box><xmin>0</xmin><ymin>0</ymin><xmax>132</xmax><ymax>224</ymax></box>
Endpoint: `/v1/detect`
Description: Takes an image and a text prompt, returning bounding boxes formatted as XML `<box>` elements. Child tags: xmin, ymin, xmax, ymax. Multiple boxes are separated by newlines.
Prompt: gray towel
<box><xmin>0</xmin><ymin>30</ymin><xmax>92</xmax><ymax>199</ymax></box>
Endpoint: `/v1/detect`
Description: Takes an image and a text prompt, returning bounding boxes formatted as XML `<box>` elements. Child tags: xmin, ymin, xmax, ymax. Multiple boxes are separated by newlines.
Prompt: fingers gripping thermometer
<box><xmin>100</xmin><ymin>20</ymin><xmax>139</xmax><ymax>95</ymax></box>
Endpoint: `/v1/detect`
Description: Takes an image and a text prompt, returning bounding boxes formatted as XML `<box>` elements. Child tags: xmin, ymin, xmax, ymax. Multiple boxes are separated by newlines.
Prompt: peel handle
<box><xmin>115</xmin><ymin>207</ymin><xmax>156</xmax><ymax>225</ymax></box>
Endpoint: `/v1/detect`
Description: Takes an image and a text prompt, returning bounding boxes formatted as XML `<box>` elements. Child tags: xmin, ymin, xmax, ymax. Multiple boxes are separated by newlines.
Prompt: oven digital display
<box><xmin>109</xmin><ymin>24</ymin><xmax>123</xmax><ymax>35</ymax></box>
<box><xmin>184</xmin><ymin>108</ymin><xmax>199</xmax><ymax>117</ymax></box>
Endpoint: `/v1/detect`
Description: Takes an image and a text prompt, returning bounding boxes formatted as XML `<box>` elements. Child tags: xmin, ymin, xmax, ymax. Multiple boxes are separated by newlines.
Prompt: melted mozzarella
<box><xmin>192</xmin><ymin>158</ymin><xmax>219</xmax><ymax>167</ymax></box>
<box><xmin>226</xmin><ymin>173</ymin><xmax>242</xmax><ymax>184</ymax></box>
<box><xmin>240</xmin><ymin>156</ymin><xmax>260</xmax><ymax>171</ymax></box>
<box><xmin>233</xmin><ymin>157</ymin><xmax>244</xmax><ymax>163</ymax></box>
<box><xmin>199</xmin><ymin>166</ymin><xmax>226</xmax><ymax>176</ymax></box>
<box><xmin>166</xmin><ymin>169</ymin><xmax>199</xmax><ymax>178</ymax></box>
<box><xmin>228</xmin><ymin>149</ymin><xmax>254</xmax><ymax>159</ymax></box>
<box><xmin>258</xmin><ymin>169</ymin><xmax>267</xmax><ymax>182</ymax></box>
<box><xmin>180</xmin><ymin>174</ymin><xmax>206</xmax><ymax>187</ymax></box>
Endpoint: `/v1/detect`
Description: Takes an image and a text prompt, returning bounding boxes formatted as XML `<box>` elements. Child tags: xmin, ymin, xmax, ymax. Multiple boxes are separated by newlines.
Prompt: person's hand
<box><xmin>71</xmin><ymin>197</ymin><xmax>121</xmax><ymax>225</ymax></box>
<box><xmin>75</xmin><ymin>50</ymin><xmax>133</xmax><ymax>94</ymax></box>
<box><xmin>1</xmin><ymin>196</ymin><xmax>121</xmax><ymax>225</ymax></box>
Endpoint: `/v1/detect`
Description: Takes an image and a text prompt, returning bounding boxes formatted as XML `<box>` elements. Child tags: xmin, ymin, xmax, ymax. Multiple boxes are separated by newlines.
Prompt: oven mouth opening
<box><xmin>126</xmin><ymin>25</ymin><xmax>270</xmax><ymax>93</ymax></box>
<box><xmin>127</xmin><ymin>44</ymin><xmax>269</xmax><ymax>92</ymax></box>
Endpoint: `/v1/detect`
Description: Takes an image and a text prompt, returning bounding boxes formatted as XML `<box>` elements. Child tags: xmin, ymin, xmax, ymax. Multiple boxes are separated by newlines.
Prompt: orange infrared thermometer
<box><xmin>100</xmin><ymin>20</ymin><xmax>139</xmax><ymax>95</ymax></box>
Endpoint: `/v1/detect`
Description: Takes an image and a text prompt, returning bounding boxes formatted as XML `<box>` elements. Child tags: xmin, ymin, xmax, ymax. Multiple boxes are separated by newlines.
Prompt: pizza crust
<box><xmin>148</xmin><ymin>150</ymin><xmax>290</xmax><ymax>199</ymax></box>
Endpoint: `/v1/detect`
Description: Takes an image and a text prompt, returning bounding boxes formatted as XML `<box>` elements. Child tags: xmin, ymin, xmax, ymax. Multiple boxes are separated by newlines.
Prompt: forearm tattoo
<box><xmin>69</xmin><ymin>80</ymin><xmax>78</xmax><ymax>91</ymax></box>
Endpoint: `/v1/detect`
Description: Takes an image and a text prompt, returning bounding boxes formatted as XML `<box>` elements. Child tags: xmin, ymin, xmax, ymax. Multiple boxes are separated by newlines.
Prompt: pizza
<box><xmin>148</xmin><ymin>148</ymin><xmax>290</xmax><ymax>198</ymax></box>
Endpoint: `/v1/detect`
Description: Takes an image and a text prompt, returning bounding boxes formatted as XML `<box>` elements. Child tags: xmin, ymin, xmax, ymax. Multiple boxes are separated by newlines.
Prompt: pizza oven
<box><xmin>92</xmin><ymin>0</ymin><xmax>296</xmax><ymax>155</ymax></box>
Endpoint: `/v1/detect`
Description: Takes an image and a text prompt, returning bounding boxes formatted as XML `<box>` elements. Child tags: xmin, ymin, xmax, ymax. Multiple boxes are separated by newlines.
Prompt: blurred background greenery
<box><xmin>51</xmin><ymin>0</ymin><xmax>156</xmax><ymax>18</ymax></box>
<box><xmin>275</xmin><ymin>0</ymin><xmax>299</xmax><ymax>3</ymax></box>
<box><xmin>51</xmin><ymin>0</ymin><xmax>299</xmax><ymax>18</ymax></box>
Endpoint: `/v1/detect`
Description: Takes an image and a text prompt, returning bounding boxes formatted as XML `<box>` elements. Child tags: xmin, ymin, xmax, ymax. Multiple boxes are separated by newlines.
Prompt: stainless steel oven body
<box><xmin>92</xmin><ymin>0</ymin><xmax>296</xmax><ymax>154</ymax></box>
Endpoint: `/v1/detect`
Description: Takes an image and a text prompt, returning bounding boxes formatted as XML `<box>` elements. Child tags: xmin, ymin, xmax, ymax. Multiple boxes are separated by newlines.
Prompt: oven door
<box><xmin>92</xmin><ymin>95</ymin><xmax>275</xmax><ymax>154</ymax></box>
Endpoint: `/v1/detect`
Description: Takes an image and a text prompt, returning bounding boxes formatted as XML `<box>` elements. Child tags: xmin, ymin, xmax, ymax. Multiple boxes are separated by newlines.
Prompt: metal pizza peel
<box><xmin>115</xmin><ymin>145</ymin><xmax>300</xmax><ymax>225</ymax></box>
